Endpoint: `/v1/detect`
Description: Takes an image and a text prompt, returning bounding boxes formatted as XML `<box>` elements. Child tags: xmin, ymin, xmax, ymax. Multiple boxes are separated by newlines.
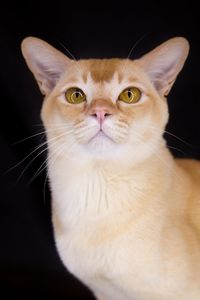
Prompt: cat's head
<box><xmin>21</xmin><ymin>37</ymin><xmax>189</xmax><ymax>165</ymax></box>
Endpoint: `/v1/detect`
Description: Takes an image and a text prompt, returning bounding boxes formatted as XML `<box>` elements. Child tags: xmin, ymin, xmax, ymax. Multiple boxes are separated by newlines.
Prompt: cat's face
<box><xmin>41</xmin><ymin>59</ymin><xmax>168</xmax><ymax>163</ymax></box>
<box><xmin>21</xmin><ymin>37</ymin><xmax>189</xmax><ymax>164</ymax></box>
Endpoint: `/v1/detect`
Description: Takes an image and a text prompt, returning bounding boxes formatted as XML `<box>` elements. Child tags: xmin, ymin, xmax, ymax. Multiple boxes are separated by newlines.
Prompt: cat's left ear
<box><xmin>21</xmin><ymin>37</ymin><xmax>72</xmax><ymax>95</ymax></box>
<box><xmin>138</xmin><ymin>37</ymin><xmax>189</xmax><ymax>96</ymax></box>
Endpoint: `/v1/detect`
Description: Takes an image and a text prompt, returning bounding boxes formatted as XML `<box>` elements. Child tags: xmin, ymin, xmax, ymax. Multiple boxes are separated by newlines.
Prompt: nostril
<box><xmin>90</xmin><ymin>112</ymin><xmax>112</xmax><ymax>118</ymax></box>
<box><xmin>104</xmin><ymin>113</ymin><xmax>112</xmax><ymax>117</ymax></box>
<box><xmin>90</xmin><ymin>111</ymin><xmax>112</xmax><ymax>125</ymax></box>
<box><xmin>90</xmin><ymin>113</ymin><xmax>98</xmax><ymax>119</ymax></box>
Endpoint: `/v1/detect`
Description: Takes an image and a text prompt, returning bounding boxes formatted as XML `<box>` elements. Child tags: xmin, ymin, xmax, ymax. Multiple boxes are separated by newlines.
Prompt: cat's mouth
<box><xmin>89</xmin><ymin>129</ymin><xmax>114</xmax><ymax>143</ymax></box>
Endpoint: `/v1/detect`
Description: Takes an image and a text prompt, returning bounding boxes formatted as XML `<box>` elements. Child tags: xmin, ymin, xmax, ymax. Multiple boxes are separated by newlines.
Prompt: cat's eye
<box><xmin>65</xmin><ymin>87</ymin><xmax>86</xmax><ymax>104</ymax></box>
<box><xmin>118</xmin><ymin>87</ymin><xmax>141</xmax><ymax>104</ymax></box>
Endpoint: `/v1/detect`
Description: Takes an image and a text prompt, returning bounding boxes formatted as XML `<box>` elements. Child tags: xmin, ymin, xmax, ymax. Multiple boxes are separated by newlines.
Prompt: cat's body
<box><xmin>51</xmin><ymin>151</ymin><xmax>200</xmax><ymax>300</ymax></box>
<box><xmin>50</xmin><ymin>147</ymin><xmax>200</xmax><ymax>300</ymax></box>
<box><xmin>21</xmin><ymin>37</ymin><xmax>200</xmax><ymax>299</ymax></box>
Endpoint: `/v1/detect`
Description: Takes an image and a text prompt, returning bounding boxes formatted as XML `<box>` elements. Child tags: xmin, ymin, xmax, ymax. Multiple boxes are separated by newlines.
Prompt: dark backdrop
<box><xmin>1</xmin><ymin>2</ymin><xmax>200</xmax><ymax>299</ymax></box>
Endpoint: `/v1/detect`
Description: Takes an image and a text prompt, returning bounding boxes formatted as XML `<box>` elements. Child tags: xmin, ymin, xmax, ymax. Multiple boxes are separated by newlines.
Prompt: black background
<box><xmin>1</xmin><ymin>2</ymin><xmax>200</xmax><ymax>299</ymax></box>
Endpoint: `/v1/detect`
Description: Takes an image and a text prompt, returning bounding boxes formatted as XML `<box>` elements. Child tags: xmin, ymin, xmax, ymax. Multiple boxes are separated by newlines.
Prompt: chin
<box><xmin>82</xmin><ymin>136</ymin><xmax>164</xmax><ymax>168</ymax></box>
<box><xmin>85</xmin><ymin>133</ymin><xmax>117</xmax><ymax>155</ymax></box>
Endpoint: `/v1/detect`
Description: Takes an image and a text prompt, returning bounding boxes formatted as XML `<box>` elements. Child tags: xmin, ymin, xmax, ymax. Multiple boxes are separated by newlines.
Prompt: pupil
<box><xmin>75</xmin><ymin>92</ymin><xmax>79</xmax><ymax>98</ymax></box>
<box><xmin>128</xmin><ymin>90</ymin><xmax>132</xmax><ymax>98</ymax></box>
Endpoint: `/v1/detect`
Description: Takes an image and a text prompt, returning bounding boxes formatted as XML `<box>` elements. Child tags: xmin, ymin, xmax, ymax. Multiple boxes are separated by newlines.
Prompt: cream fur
<box><xmin>21</xmin><ymin>36</ymin><xmax>200</xmax><ymax>300</ymax></box>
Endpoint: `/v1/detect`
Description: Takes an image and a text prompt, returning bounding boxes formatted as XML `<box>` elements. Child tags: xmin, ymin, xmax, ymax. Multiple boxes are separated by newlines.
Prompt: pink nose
<box><xmin>90</xmin><ymin>108</ymin><xmax>111</xmax><ymax>125</ymax></box>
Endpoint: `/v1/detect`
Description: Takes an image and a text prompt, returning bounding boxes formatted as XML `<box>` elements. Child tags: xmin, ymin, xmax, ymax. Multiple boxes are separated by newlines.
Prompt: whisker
<box><xmin>43</xmin><ymin>172</ymin><xmax>49</xmax><ymax>205</ymax></box>
<box><xmin>12</xmin><ymin>131</ymin><xmax>46</xmax><ymax>145</ymax></box>
<box><xmin>29</xmin><ymin>131</ymin><xmax>78</xmax><ymax>185</ymax></box>
<box><xmin>9</xmin><ymin>132</ymin><xmax>68</xmax><ymax>180</ymax></box>
<box><xmin>58</xmin><ymin>41</ymin><xmax>78</xmax><ymax>61</ymax></box>
<box><xmin>164</xmin><ymin>130</ymin><xmax>192</xmax><ymax>146</ymax></box>
<box><xmin>126</xmin><ymin>33</ymin><xmax>149</xmax><ymax>60</ymax></box>
<box><xmin>29</xmin><ymin>141</ymin><xmax>66</xmax><ymax>184</ymax></box>
<box><xmin>133</xmin><ymin>132</ymin><xmax>185</xmax><ymax>184</ymax></box>
<box><xmin>42</xmin><ymin>143</ymin><xmax>66</xmax><ymax>204</ymax></box>
<box><xmin>167</xmin><ymin>146</ymin><xmax>186</xmax><ymax>156</ymax></box>
<box><xmin>75</xmin><ymin>126</ymin><xmax>96</xmax><ymax>136</ymax></box>
<box><xmin>121</xmin><ymin>33</ymin><xmax>149</xmax><ymax>73</ymax></box>
<box><xmin>5</xmin><ymin>140</ymin><xmax>48</xmax><ymax>174</ymax></box>
<box><xmin>12</xmin><ymin>125</ymin><xmax>74</xmax><ymax>146</ymax></box>
<box><xmin>29</xmin><ymin>152</ymin><xmax>49</xmax><ymax>184</ymax></box>
<box><xmin>15</xmin><ymin>146</ymin><xmax>48</xmax><ymax>184</ymax></box>
<box><xmin>32</xmin><ymin>123</ymin><xmax>44</xmax><ymax>127</ymax></box>
<box><xmin>148</xmin><ymin>125</ymin><xmax>192</xmax><ymax>146</ymax></box>
<box><xmin>57</xmin><ymin>40</ymin><xmax>83</xmax><ymax>75</ymax></box>
<box><xmin>33</xmin><ymin>123</ymin><xmax>70</xmax><ymax>127</ymax></box>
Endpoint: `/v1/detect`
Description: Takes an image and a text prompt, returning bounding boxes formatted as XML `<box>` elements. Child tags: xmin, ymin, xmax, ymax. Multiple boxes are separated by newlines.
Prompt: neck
<box><xmin>48</xmin><ymin>141</ymin><xmax>175</xmax><ymax>226</ymax></box>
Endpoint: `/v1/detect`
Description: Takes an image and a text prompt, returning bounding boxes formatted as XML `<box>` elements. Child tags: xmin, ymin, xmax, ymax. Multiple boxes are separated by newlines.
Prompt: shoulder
<box><xmin>175</xmin><ymin>158</ymin><xmax>200</xmax><ymax>183</ymax></box>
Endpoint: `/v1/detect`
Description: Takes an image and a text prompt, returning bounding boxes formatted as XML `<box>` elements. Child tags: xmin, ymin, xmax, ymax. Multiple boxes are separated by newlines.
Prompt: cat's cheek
<box><xmin>55</xmin><ymin>99</ymin><xmax>86</xmax><ymax>122</ymax></box>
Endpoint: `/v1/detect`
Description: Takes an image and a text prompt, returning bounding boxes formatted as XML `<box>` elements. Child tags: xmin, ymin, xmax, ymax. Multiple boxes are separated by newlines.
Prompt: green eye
<box><xmin>65</xmin><ymin>87</ymin><xmax>86</xmax><ymax>104</ymax></box>
<box><xmin>118</xmin><ymin>87</ymin><xmax>141</xmax><ymax>104</ymax></box>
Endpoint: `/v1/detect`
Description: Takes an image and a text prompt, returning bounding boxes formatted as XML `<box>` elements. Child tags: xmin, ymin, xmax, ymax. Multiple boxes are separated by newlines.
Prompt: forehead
<box><xmin>73</xmin><ymin>58</ymin><xmax>141</xmax><ymax>83</ymax></box>
<box><xmin>79</xmin><ymin>59</ymin><xmax>124</xmax><ymax>83</ymax></box>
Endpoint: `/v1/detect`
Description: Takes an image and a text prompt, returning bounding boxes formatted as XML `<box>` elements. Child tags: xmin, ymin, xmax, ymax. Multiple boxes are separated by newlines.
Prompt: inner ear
<box><xmin>34</xmin><ymin>61</ymin><xmax>65</xmax><ymax>94</ymax></box>
<box><xmin>137</xmin><ymin>37</ymin><xmax>189</xmax><ymax>96</ymax></box>
<box><xmin>21</xmin><ymin>37</ymin><xmax>73</xmax><ymax>95</ymax></box>
<box><xmin>153</xmin><ymin>62</ymin><xmax>176</xmax><ymax>95</ymax></box>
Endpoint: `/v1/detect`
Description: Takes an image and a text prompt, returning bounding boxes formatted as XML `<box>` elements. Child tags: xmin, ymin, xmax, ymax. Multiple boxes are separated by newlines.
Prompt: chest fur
<box><xmin>49</xmin><ymin>158</ymin><xmax>200</xmax><ymax>298</ymax></box>
<box><xmin>52</xmin><ymin>193</ymin><xmax>167</xmax><ymax>282</ymax></box>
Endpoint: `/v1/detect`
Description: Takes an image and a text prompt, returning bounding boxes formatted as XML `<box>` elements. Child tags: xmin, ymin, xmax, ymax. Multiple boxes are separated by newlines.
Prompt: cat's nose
<box><xmin>90</xmin><ymin>108</ymin><xmax>112</xmax><ymax>125</ymax></box>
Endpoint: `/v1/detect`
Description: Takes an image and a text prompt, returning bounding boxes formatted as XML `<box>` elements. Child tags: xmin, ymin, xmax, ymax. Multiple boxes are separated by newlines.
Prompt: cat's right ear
<box><xmin>21</xmin><ymin>37</ymin><xmax>72</xmax><ymax>96</ymax></box>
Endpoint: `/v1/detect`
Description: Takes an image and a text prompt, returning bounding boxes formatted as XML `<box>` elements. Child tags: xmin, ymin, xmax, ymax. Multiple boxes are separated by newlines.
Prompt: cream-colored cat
<box><xmin>21</xmin><ymin>36</ymin><xmax>200</xmax><ymax>300</ymax></box>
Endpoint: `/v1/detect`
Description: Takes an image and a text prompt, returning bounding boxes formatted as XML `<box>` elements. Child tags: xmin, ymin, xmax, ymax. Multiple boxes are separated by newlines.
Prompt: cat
<box><xmin>21</xmin><ymin>36</ymin><xmax>200</xmax><ymax>300</ymax></box>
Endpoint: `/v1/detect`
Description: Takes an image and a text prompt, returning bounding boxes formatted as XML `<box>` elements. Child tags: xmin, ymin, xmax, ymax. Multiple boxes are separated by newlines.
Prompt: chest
<box><xmin>52</xmin><ymin>210</ymin><xmax>200</xmax><ymax>300</ymax></box>
<box><xmin>53</xmin><ymin>210</ymin><xmax>164</xmax><ymax>286</ymax></box>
